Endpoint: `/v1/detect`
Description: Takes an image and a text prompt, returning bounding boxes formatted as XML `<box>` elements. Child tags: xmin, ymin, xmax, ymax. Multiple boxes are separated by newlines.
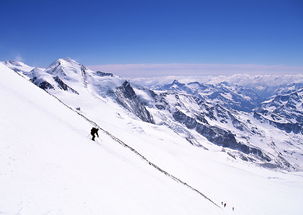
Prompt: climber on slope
<box><xmin>91</xmin><ymin>127</ymin><xmax>99</xmax><ymax>141</ymax></box>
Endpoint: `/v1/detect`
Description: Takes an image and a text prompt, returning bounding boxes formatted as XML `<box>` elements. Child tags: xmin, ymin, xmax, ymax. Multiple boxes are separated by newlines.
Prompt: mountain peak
<box><xmin>50</xmin><ymin>58</ymin><xmax>81</xmax><ymax>68</ymax></box>
<box><xmin>172</xmin><ymin>79</ymin><xmax>183</xmax><ymax>85</ymax></box>
<box><xmin>3</xmin><ymin>60</ymin><xmax>34</xmax><ymax>73</ymax></box>
<box><xmin>57</xmin><ymin>57</ymin><xmax>79</xmax><ymax>65</ymax></box>
<box><xmin>46</xmin><ymin>58</ymin><xmax>87</xmax><ymax>82</ymax></box>
<box><xmin>4</xmin><ymin>60</ymin><xmax>24</xmax><ymax>66</ymax></box>
<box><xmin>120</xmin><ymin>81</ymin><xmax>136</xmax><ymax>99</ymax></box>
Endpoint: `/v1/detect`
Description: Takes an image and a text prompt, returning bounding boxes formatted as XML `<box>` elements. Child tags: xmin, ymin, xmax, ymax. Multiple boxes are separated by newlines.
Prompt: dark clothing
<box><xmin>91</xmin><ymin>127</ymin><xmax>99</xmax><ymax>141</ymax></box>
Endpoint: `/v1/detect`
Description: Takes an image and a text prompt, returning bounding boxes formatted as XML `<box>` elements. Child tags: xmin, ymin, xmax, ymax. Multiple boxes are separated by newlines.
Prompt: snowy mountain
<box><xmin>4</xmin><ymin>58</ymin><xmax>303</xmax><ymax>171</ymax></box>
<box><xmin>255</xmin><ymin>85</ymin><xmax>303</xmax><ymax>134</ymax></box>
<box><xmin>1</xmin><ymin>58</ymin><xmax>303</xmax><ymax>214</ymax></box>
<box><xmin>0</xmin><ymin>62</ymin><xmax>222</xmax><ymax>214</ymax></box>
<box><xmin>157</xmin><ymin>80</ymin><xmax>262</xmax><ymax>112</ymax></box>
<box><xmin>3</xmin><ymin>60</ymin><xmax>34</xmax><ymax>75</ymax></box>
<box><xmin>145</xmin><ymin>83</ymin><xmax>303</xmax><ymax>169</ymax></box>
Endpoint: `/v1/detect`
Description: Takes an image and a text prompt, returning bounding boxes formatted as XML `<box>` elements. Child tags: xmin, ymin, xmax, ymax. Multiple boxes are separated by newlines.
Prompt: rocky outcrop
<box><xmin>31</xmin><ymin>77</ymin><xmax>54</xmax><ymax>90</ymax></box>
<box><xmin>254</xmin><ymin>87</ymin><xmax>303</xmax><ymax>134</ymax></box>
<box><xmin>115</xmin><ymin>81</ymin><xmax>154</xmax><ymax>123</ymax></box>
<box><xmin>173</xmin><ymin>110</ymin><xmax>270</xmax><ymax>161</ymax></box>
<box><xmin>53</xmin><ymin>76</ymin><xmax>79</xmax><ymax>95</ymax></box>
<box><xmin>94</xmin><ymin>71</ymin><xmax>114</xmax><ymax>77</ymax></box>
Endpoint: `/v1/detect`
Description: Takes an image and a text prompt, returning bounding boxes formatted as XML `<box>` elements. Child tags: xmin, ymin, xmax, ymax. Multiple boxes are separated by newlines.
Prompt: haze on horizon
<box><xmin>1</xmin><ymin>0</ymin><xmax>302</xmax><ymax>77</ymax></box>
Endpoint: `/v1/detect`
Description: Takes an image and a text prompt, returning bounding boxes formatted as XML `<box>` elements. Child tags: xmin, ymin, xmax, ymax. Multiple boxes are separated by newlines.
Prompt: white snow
<box><xmin>3</xmin><ymin>60</ymin><xmax>34</xmax><ymax>73</ymax></box>
<box><xmin>0</xmin><ymin>63</ymin><xmax>222</xmax><ymax>215</ymax></box>
<box><xmin>1</xmin><ymin>61</ymin><xmax>303</xmax><ymax>215</ymax></box>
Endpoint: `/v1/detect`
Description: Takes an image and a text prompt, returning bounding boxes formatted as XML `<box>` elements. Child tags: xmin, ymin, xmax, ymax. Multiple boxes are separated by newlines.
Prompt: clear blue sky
<box><xmin>0</xmin><ymin>0</ymin><xmax>302</xmax><ymax>67</ymax></box>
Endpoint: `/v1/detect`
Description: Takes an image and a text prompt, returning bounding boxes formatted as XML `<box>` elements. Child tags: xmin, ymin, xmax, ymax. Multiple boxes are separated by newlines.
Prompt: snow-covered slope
<box><xmin>256</xmin><ymin>86</ymin><xmax>303</xmax><ymax>126</ymax></box>
<box><xmin>5</xmin><ymin>58</ymin><xmax>303</xmax><ymax>171</ymax></box>
<box><xmin>3</xmin><ymin>60</ymin><xmax>34</xmax><ymax>74</ymax></box>
<box><xmin>1</xmin><ymin>59</ymin><xmax>303</xmax><ymax>214</ymax></box>
<box><xmin>0</xmin><ymin>63</ymin><xmax>222</xmax><ymax>214</ymax></box>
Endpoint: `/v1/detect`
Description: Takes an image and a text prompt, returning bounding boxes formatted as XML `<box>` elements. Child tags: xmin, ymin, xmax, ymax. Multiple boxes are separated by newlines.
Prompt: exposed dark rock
<box><xmin>95</xmin><ymin>71</ymin><xmax>114</xmax><ymax>77</ymax></box>
<box><xmin>31</xmin><ymin>77</ymin><xmax>54</xmax><ymax>90</ymax></box>
<box><xmin>173</xmin><ymin>111</ymin><xmax>197</xmax><ymax>129</ymax></box>
<box><xmin>173</xmin><ymin>110</ymin><xmax>270</xmax><ymax>161</ymax></box>
<box><xmin>254</xmin><ymin>86</ymin><xmax>303</xmax><ymax>136</ymax></box>
<box><xmin>196</xmin><ymin>114</ymin><xmax>209</xmax><ymax>124</ymax></box>
<box><xmin>270</xmin><ymin>121</ymin><xmax>302</xmax><ymax>134</ymax></box>
<box><xmin>253</xmin><ymin>112</ymin><xmax>263</xmax><ymax>121</ymax></box>
<box><xmin>115</xmin><ymin>81</ymin><xmax>154</xmax><ymax>123</ymax></box>
<box><xmin>53</xmin><ymin>76</ymin><xmax>79</xmax><ymax>94</ymax></box>
<box><xmin>155</xmin><ymin>104</ymin><xmax>166</xmax><ymax>110</ymax></box>
<box><xmin>39</xmin><ymin>81</ymin><xmax>54</xmax><ymax>90</ymax></box>
<box><xmin>228</xmin><ymin>112</ymin><xmax>246</xmax><ymax>131</ymax></box>
<box><xmin>81</xmin><ymin>65</ymin><xmax>88</xmax><ymax>88</ymax></box>
<box><xmin>120</xmin><ymin>81</ymin><xmax>137</xmax><ymax>99</ymax></box>
<box><xmin>253</xmin><ymin>111</ymin><xmax>303</xmax><ymax>134</ymax></box>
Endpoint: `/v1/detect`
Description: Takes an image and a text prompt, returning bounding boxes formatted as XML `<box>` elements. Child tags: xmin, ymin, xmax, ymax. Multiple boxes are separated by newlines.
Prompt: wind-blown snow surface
<box><xmin>1</xmin><ymin>61</ymin><xmax>303</xmax><ymax>214</ymax></box>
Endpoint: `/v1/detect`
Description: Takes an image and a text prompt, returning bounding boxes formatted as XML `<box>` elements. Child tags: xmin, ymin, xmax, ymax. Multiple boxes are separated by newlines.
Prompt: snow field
<box><xmin>0</xmin><ymin>63</ymin><xmax>222</xmax><ymax>214</ymax></box>
<box><xmin>1</xmin><ymin>62</ymin><xmax>303</xmax><ymax>214</ymax></box>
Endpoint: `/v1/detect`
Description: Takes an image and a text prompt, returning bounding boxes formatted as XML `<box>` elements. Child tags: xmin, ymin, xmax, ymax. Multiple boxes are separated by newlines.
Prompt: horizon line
<box><xmin>88</xmin><ymin>63</ymin><xmax>303</xmax><ymax>78</ymax></box>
